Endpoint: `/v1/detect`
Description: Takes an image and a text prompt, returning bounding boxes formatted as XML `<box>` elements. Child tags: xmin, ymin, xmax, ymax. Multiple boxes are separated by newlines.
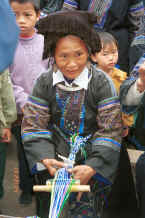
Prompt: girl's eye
<box><xmin>25</xmin><ymin>13</ymin><xmax>31</xmax><ymax>17</ymax></box>
<box><xmin>62</xmin><ymin>55</ymin><xmax>67</xmax><ymax>58</ymax></box>
<box><xmin>59</xmin><ymin>54</ymin><xmax>67</xmax><ymax>58</ymax></box>
<box><xmin>77</xmin><ymin>52</ymin><xmax>82</xmax><ymax>56</ymax></box>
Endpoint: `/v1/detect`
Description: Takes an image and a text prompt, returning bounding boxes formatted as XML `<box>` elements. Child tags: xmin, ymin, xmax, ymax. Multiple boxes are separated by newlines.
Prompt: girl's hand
<box><xmin>42</xmin><ymin>159</ymin><xmax>65</xmax><ymax>176</ymax></box>
<box><xmin>21</xmin><ymin>107</ymin><xmax>24</xmax><ymax>114</ymax></box>
<box><xmin>137</xmin><ymin>62</ymin><xmax>145</xmax><ymax>92</ymax></box>
<box><xmin>68</xmin><ymin>165</ymin><xmax>96</xmax><ymax>201</ymax></box>
<box><xmin>2</xmin><ymin>128</ymin><xmax>11</xmax><ymax>143</ymax></box>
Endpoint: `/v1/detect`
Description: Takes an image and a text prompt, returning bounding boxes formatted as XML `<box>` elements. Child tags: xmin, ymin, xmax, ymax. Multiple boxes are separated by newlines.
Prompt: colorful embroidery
<box><xmin>22</xmin><ymin>96</ymin><xmax>52</xmax><ymax>143</ymax></box>
<box><xmin>56</xmin><ymin>86</ymin><xmax>86</xmax><ymax>135</ymax></box>
<box><xmin>92</xmin><ymin>96</ymin><xmax>122</xmax><ymax>147</ymax></box>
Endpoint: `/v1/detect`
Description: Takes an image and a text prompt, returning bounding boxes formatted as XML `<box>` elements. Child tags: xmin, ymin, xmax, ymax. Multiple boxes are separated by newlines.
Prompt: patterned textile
<box><xmin>88</xmin><ymin>0</ymin><xmax>112</xmax><ymax>28</ymax></box>
<box><xmin>63</xmin><ymin>0</ymin><xmax>113</xmax><ymax>28</ymax></box>
<box><xmin>130</xmin><ymin>53</ymin><xmax>145</xmax><ymax>78</ymax></box>
<box><xmin>93</xmin><ymin>96</ymin><xmax>122</xmax><ymax>147</ymax></box>
<box><xmin>49</xmin><ymin>135</ymin><xmax>91</xmax><ymax>217</ymax></box>
<box><xmin>22</xmin><ymin>96</ymin><xmax>52</xmax><ymax>142</ymax></box>
<box><xmin>56</xmin><ymin>87</ymin><xmax>85</xmax><ymax>135</ymax></box>
<box><xmin>42</xmin><ymin>0</ymin><xmax>64</xmax><ymax>13</ymax></box>
<box><xmin>131</xmin><ymin>11</ymin><xmax>145</xmax><ymax>46</ymax></box>
<box><xmin>68</xmin><ymin>177</ymin><xmax>111</xmax><ymax>218</ymax></box>
<box><xmin>62</xmin><ymin>0</ymin><xmax>79</xmax><ymax>10</ymax></box>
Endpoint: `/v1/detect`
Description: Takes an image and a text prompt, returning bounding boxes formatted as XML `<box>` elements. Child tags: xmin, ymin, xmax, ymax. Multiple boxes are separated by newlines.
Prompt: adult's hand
<box><xmin>2</xmin><ymin>128</ymin><xmax>11</xmax><ymax>143</ymax></box>
<box><xmin>68</xmin><ymin>165</ymin><xmax>96</xmax><ymax>201</ymax></box>
<box><xmin>42</xmin><ymin>158</ymin><xmax>65</xmax><ymax>176</ymax></box>
<box><xmin>137</xmin><ymin>62</ymin><xmax>145</xmax><ymax>92</ymax></box>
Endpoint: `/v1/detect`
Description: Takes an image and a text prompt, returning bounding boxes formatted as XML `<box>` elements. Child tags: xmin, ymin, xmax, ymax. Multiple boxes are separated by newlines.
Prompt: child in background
<box><xmin>91</xmin><ymin>31</ymin><xmax>133</xmax><ymax>136</ymax></box>
<box><xmin>22</xmin><ymin>11</ymin><xmax>122</xmax><ymax>218</ymax></box>
<box><xmin>9</xmin><ymin>0</ymin><xmax>48</xmax><ymax>205</ymax></box>
<box><xmin>0</xmin><ymin>69</ymin><xmax>17</xmax><ymax>213</ymax></box>
<box><xmin>91</xmin><ymin>32</ymin><xmax>139</xmax><ymax>215</ymax></box>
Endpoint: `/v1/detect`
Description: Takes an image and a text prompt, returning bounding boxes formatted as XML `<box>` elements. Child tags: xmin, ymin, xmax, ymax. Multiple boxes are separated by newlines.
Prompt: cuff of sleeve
<box><xmin>125</xmin><ymin>81</ymin><xmax>144</xmax><ymax>105</ymax></box>
<box><xmin>3</xmin><ymin>124</ymin><xmax>11</xmax><ymax>129</ymax></box>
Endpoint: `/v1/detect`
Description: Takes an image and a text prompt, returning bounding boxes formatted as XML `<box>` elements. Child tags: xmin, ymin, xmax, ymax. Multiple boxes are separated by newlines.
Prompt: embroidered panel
<box><xmin>56</xmin><ymin>86</ymin><xmax>86</xmax><ymax>135</ymax></box>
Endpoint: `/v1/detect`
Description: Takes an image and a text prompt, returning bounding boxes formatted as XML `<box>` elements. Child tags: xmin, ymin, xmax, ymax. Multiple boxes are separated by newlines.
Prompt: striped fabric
<box><xmin>49</xmin><ymin>134</ymin><xmax>91</xmax><ymax>218</ymax></box>
<box><xmin>88</xmin><ymin>0</ymin><xmax>112</xmax><ymax>28</ymax></box>
<box><xmin>92</xmin><ymin>96</ymin><xmax>122</xmax><ymax>149</ymax></box>
<box><xmin>63</xmin><ymin>0</ymin><xmax>78</xmax><ymax>10</ymax></box>
<box><xmin>131</xmin><ymin>11</ymin><xmax>145</xmax><ymax>46</ymax></box>
<box><xmin>128</xmin><ymin>1</ymin><xmax>144</xmax><ymax>36</ymax></box>
<box><xmin>22</xmin><ymin>96</ymin><xmax>52</xmax><ymax>143</ymax></box>
<box><xmin>63</xmin><ymin>0</ymin><xmax>112</xmax><ymax>28</ymax></box>
<box><xmin>130</xmin><ymin>53</ymin><xmax>145</xmax><ymax>78</ymax></box>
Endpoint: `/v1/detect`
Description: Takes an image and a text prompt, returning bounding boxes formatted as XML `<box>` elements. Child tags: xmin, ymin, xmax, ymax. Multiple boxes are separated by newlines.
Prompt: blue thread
<box><xmin>92</xmin><ymin>137</ymin><xmax>121</xmax><ymax>147</ymax></box>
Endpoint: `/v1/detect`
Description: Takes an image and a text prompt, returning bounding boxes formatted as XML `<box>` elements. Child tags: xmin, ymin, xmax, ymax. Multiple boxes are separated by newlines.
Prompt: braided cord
<box><xmin>48</xmin><ymin>134</ymin><xmax>91</xmax><ymax>218</ymax></box>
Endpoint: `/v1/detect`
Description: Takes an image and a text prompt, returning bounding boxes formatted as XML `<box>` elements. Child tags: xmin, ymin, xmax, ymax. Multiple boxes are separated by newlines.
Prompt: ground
<box><xmin>0</xmin><ymin>136</ymin><xmax>36</xmax><ymax>217</ymax></box>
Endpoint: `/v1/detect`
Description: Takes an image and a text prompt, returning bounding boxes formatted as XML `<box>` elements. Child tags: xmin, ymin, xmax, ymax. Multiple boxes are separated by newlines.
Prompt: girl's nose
<box><xmin>18</xmin><ymin>16</ymin><xmax>25</xmax><ymax>23</ymax></box>
<box><xmin>67</xmin><ymin>59</ymin><xmax>77</xmax><ymax>67</ymax></box>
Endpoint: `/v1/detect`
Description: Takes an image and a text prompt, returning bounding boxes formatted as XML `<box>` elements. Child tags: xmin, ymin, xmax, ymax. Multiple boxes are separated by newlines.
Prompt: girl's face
<box><xmin>11</xmin><ymin>2</ymin><xmax>40</xmax><ymax>37</ymax></box>
<box><xmin>55</xmin><ymin>35</ymin><xmax>89</xmax><ymax>79</ymax></box>
<box><xmin>91</xmin><ymin>42</ymin><xmax>118</xmax><ymax>74</ymax></box>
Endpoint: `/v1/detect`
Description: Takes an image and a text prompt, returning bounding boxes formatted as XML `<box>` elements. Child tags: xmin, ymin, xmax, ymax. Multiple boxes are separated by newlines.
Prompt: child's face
<box><xmin>91</xmin><ymin>42</ymin><xmax>118</xmax><ymax>73</ymax></box>
<box><xmin>54</xmin><ymin>35</ymin><xmax>89</xmax><ymax>79</ymax></box>
<box><xmin>11</xmin><ymin>2</ymin><xmax>40</xmax><ymax>37</ymax></box>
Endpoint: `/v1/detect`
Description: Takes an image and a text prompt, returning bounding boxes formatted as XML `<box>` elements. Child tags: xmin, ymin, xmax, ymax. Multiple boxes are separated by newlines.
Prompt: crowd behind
<box><xmin>0</xmin><ymin>0</ymin><xmax>145</xmax><ymax>218</ymax></box>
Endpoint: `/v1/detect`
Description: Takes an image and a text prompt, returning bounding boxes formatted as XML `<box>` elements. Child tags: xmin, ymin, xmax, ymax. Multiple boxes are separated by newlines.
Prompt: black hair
<box><xmin>97</xmin><ymin>31</ymin><xmax>118</xmax><ymax>50</ymax></box>
<box><xmin>37</xmin><ymin>11</ymin><xmax>101</xmax><ymax>59</ymax></box>
<box><xmin>9</xmin><ymin>0</ymin><xmax>40</xmax><ymax>13</ymax></box>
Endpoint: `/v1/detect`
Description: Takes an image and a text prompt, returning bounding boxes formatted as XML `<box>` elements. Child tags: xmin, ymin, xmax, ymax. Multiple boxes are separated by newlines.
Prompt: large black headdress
<box><xmin>37</xmin><ymin>10</ymin><xmax>101</xmax><ymax>58</ymax></box>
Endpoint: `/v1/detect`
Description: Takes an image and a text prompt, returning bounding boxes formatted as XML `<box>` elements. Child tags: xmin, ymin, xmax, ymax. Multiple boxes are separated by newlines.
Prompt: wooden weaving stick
<box><xmin>33</xmin><ymin>180</ymin><xmax>90</xmax><ymax>192</ymax></box>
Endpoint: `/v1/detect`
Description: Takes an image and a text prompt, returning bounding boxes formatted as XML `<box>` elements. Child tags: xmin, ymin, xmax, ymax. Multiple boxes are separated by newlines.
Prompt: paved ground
<box><xmin>0</xmin><ymin>136</ymin><xmax>36</xmax><ymax>218</ymax></box>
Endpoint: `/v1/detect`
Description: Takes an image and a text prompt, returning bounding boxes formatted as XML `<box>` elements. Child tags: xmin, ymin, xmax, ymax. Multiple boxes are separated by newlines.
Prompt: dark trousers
<box><xmin>34</xmin><ymin>170</ymin><xmax>111</xmax><ymax>218</ymax></box>
<box><xmin>34</xmin><ymin>170</ymin><xmax>51</xmax><ymax>218</ymax></box>
<box><xmin>0</xmin><ymin>142</ymin><xmax>7</xmax><ymax>199</ymax></box>
<box><xmin>12</xmin><ymin>125</ymin><xmax>33</xmax><ymax>192</ymax></box>
<box><xmin>136</xmin><ymin>152</ymin><xmax>145</xmax><ymax>218</ymax></box>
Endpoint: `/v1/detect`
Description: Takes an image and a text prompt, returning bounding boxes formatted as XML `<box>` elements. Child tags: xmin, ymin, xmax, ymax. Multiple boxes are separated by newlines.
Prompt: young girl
<box><xmin>91</xmin><ymin>31</ymin><xmax>133</xmax><ymax>135</ymax></box>
<box><xmin>62</xmin><ymin>0</ymin><xmax>144</xmax><ymax>72</ymax></box>
<box><xmin>9</xmin><ymin>0</ymin><xmax>48</xmax><ymax>205</ymax></box>
<box><xmin>22</xmin><ymin>11</ymin><xmax>122</xmax><ymax>218</ymax></box>
<box><xmin>91</xmin><ymin>31</ymin><xmax>138</xmax><ymax>216</ymax></box>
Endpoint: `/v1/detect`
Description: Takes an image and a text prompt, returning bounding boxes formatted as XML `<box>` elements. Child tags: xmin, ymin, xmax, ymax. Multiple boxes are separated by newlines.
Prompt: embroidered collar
<box><xmin>53</xmin><ymin>67</ymin><xmax>90</xmax><ymax>90</ymax></box>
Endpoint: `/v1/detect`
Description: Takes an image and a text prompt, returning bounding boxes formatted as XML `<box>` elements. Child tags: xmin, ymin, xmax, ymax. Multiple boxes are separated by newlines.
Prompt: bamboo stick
<box><xmin>33</xmin><ymin>185</ymin><xmax>90</xmax><ymax>192</ymax></box>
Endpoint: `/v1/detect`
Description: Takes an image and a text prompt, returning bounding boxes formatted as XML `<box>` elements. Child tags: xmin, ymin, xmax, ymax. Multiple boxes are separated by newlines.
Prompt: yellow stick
<box><xmin>33</xmin><ymin>185</ymin><xmax>90</xmax><ymax>192</ymax></box>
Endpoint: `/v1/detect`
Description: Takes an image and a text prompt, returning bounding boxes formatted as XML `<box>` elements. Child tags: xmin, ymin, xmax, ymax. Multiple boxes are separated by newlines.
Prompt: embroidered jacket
<box><xmin>22</xmin><ymin>65</ymin><xmax>122</xmax><ymax>182</ymax></box>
